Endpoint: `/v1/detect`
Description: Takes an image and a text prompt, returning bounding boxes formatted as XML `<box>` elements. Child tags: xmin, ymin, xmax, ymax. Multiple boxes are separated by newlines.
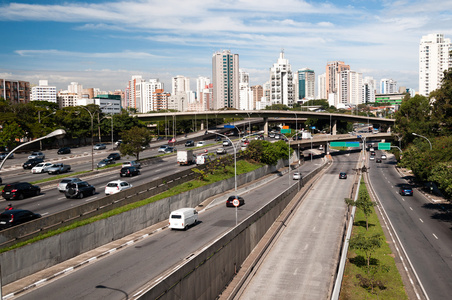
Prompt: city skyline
<box><xmin>1</xmin><ymin>0</ymin><xmax>451</xmax><ymax>94</ymax></box>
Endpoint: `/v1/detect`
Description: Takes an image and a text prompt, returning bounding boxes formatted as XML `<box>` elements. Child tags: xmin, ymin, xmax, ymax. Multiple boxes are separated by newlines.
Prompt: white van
<box><xmin>169</xmin><ymin>208</ymin><xmax>199</xmax><ymax>230</ymax></box>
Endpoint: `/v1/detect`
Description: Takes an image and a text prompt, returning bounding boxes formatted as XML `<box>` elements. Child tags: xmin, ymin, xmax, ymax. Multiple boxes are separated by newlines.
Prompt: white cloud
<box><xmin>15</xmin><ymin>49</ymin><xmax>161</xmax><ymax>59</ymax></box>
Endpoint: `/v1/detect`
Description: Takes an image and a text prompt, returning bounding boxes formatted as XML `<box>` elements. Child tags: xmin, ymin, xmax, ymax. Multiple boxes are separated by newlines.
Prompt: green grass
<box><xmin>340</xmin><ymin>180</ymin><xmax>407</xmax><ymax>299</ymax></box>
<box><xmin>1</xmin><ymin>160</ymin><xmax>264</xmax><ymax>253</ymax></box>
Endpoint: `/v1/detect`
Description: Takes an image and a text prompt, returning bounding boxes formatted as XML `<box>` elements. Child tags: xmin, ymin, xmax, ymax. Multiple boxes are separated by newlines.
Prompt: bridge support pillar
<box><xmin>263</xmin><ymin>117</ymin><xmax>269</xmax><ymax>136</ymax></box>
<box><xmin>332</xmin><ymin>119</ymin><xmax>337</xmax><ymax>135</ymax></box>
<box><xmin>200</xmin><ymin>121</ymin><xmax>205</xmax><ymax>131</ymax></box>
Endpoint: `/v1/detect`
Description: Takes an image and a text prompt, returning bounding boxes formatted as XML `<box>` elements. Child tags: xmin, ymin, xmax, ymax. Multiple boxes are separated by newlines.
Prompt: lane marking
<box><xmin>419</xmin><ymin>219</ymin><xmax>424</xmax><ymax>223</ymax></box>
<box><xmin>433</xmin><ymin>234</ymin><xmax>438</xmax><ymax>240</ymax></box>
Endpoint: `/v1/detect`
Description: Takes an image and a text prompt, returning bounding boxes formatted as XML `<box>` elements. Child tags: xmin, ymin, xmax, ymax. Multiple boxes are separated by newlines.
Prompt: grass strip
<box><xmin>1</xmin><ymin>160</ymin><xmax>263</xmax><ymax>253</ymax></box>
<box><xmin>340</xmin><ymin>180</ymin><xmax>407</xmax><ymax>299</ymax></box>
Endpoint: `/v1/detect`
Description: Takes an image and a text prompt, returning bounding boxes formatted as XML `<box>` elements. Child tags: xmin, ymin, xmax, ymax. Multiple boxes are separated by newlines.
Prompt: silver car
<box><xmin>58</xmin><ymin>178</ymin><xmax>82</xmax><ymax>192</ymax></box>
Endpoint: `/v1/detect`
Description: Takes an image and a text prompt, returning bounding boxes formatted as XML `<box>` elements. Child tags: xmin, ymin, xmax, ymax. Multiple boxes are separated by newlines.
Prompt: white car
<box><xmin>105</xmin><ymin>180</ymin><xmax>132</xmax><ymax>195</ymax></box>
<box><xmin>31</xmin><ymin>162</ymin><xmax>54</xmax><ymax>173</ymax></box>
<box><xmin>94</xmin><ymin>144</ymin><xmax>106</xmax><ymax>150</ymax></box>
<box><xmin>158</xmin><ymin>145</ymin><xmax>169</xmax><ymax>153</ymax></box>
<box><xmin>196</xmin><ymin>141</ymin><xmax>206</xmax><ymax>147</ymax></box>
<box><xmin>381</xmin><ymin>154</ymin><xmax>387</xmax><ymax>160</ymax></box>
<box><xmin>122</xmin><ymin>161</ymin><xmax>141</xmax><ymax>169</ymax></box>
<box><xmin>28</xmin><ymin>151</ymin><xmax>45</xmax><ymax>160</ymax></box>
<box><xmin>222</xmin><ymin>140</ymin><xmax>231</xmax><ymax>146</ymax></box>
<box><xmin>369</xmin><ymin>156</ymin><xmax>375</xmax><ymax>160</ymax></box>
<box><xmin>293</xmin><ymin>172</ymin><xmax>302</xmax><ymax>180</ymax></box>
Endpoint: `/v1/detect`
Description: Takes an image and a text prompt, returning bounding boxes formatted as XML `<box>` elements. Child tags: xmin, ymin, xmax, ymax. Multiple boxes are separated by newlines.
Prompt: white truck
<box><xmin>301</xmin><ymin>132</ymin><xmax>312</xmax><ymax>139</ymax></box>
<box><xmin>169</xmin><ymin>208</ymin><xmax>198</xmax><ymax>230</ymax></box>
<box><xmin>177</xmin><ymin>150</ymin><xmax>195</xmax><ymax>166</ymax></box>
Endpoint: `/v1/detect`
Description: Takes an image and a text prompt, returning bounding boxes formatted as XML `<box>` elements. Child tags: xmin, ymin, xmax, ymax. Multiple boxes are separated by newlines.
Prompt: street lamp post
<box><xmin>412</xmin><ymin>132</ymin><xmax>432</xmax><ymax>150</ymax></box>
<box><xmin>209</xmin><ymin>131</ymin><xmax>237</xmax><ymax>191</ymax></box>
<box><xmin>79</xmin><ymin>106</ymin><xmax>95</xmax><ymax>171</ymax></box>
<box><xmin>97</xmin><ymin>103</ymin><xmax>112</xmax><ymax>143</ymax></box>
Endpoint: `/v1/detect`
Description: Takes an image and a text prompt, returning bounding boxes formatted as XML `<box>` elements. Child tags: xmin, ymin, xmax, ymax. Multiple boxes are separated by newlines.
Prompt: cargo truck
<box><xmin>177</xmin><ymin>150</ymin><xmax>195</xmax><ymax>165</ymax></box>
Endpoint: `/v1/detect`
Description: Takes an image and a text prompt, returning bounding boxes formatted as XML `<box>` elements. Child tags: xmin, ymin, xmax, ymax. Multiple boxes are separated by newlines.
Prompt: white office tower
<box><xmin>380</xmin><ymin>78</ymin><xmax>398</xmax><ymax>94</ymax></box>
<box><xmin>127</xmin><ymin>75</ymin><xmax>145</xmax><ymax>110</ymax></box>
<box><xmin>363</xmin><ymin>76</ymin><xmax>376</xmax><ymax>103</ymax></box>
<box><xmin>239</xmin><ymin>69</ymin><xmax>253</xmax><ymax>110</ymax></box>
<box><xmin>318</xmin><ymin>73</ymin><xmax>326</xmax><ymax>99</ymax></box>
<box><xmin>270</xmin><ymin>51</ymin><xmax>294</xmax><ymax>107</ymax></box>
<box><xmin>135</xmin><ymin>79</ymin><xmax>163</xmax><ymax>113</ymax></box>
<box><xmin>31</xmin><ymin>80</ymin><xmax>57</xmax><ymax>103</ymax></box>
<box><xmin>419</xmin><ymin>33</ymin><xmax>452</xmax><ymax>96</ymax></box>
<box><xmin>212</xmin><ymin>50</ymin><xmax>239</xmax><ymax>109</ymax></box>
<box><xmin>297</xmin><ymin>68</ymin><xmax>315</xmax><ymax>101</ymax></box>
<box><xmin>337</xmin><ymin>70</ymin><xmax>363</xmax><ymax>107</ymax></box>
<box><xmin>67</xmin><ymin>82</ymin><xmax>83</xmax><ymax>96</ymax></box>
<box><xmin>196</xmin><ymin>76</ymin><xmax>211</xmax><ymax>99</ymax></box>
<box><xmin>172</xmin><ymin>75</ymin><xmax>190</xmax><ymax>95</ymax></box>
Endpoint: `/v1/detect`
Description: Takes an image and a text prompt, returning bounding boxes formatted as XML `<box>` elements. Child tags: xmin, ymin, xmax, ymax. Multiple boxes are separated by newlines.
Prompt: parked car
<box><xmin>57</xmin><ymin>178</ymin><xmax>82</xmax><ymax>192</ymax></box>
<box><xmin>28</xmin><ymin>151</ymin><xmax>45</xmax><ymax>160</ymax></box>
<box><xmin>93</xmin><ymin>143</ymin><xmax>106</xmax><ymax>150</ymax></box>
<box><xmin>381</xmin><ymin>154</ymin><xmax>387</xmax><ymax>160</ymax></box>
<box><xmin>158</xmin><ymin>145</ymin><xmax>169</xmax><ymax>153</ymax></box>
<box><xmin>57</xmin><ymin>147</ymin><xmax>71</xmax><ymax>154</ymax></box>
<box><xmin>107</xmin><ymin>152</ymin><xmax>121</xmax><ymax>160</ymax></box>
<box><xmin>122</xmin><ymin>160</ymin><xmax>141</xmax><ymax>169</ymax></box>
<box><xmin>339</xmin><ymin>172</ymin><xmax>347</xmax><ymax>179</ymax></box>
<box><xmin>216</xmin><ymin>148</ymin><xmax>227</xmax><ymax>154</ymax></box>
<box><xmin>31</xmin><ymin>162</ymin><xmax>54</xmax><ymax>174</ymax></box>
<box><xmin>164</xmin><ymin>147</ymin><xmax>176</xmax><ymax>154</ymax></box>
<box><xmin>222</xmin><ymin>140</ymin><xmax>232</xmax><ymax>147</ymax></box>
<box><xmin>196</xmin><ymin>141</ymin><xmax>206</xmax><ymax>147</ymax></box>
<box><xmin>23</xmin><ymin>158</ymin><xmax>44</xmax><ymax>169</ymax></box>
<box><xmin>105</xmin><ymin>180</ymin><xmax>132</xmax><ymax>195</ymax></box>
<box><xmin>65</xmin><ymin>181</ymin><xmax>96</xmax><ymax>199</ymax></box>
<box><xmin>293</xmin><ymin>172</ymin><xmax>302</xmax><ymax>180</ymax></box>
<box><xmin>47</xmin><ymin>163</ymin><xmax>71</xmax><ymax>175</ymax></box>
<box><xmin>97</xmin><ymin>158</ymin><xmax>115</xmax><ymax>168</ymax></box>
<box><xmin>0</xmin><ymin>209</ymin><xmax>41</xmax><ymax>230</ymax></box>
<box><xmin>0</xmin><ymin>152</ymin><xmax>14</xmax><ymax>159</ymax></box>
<box><xmin>399</xmin><ymin>186</ymin><xmax>413</xmax><ymax>196</ymax></box>
<box><xmin>226</xmin><ymin>195</ymin><xmax>245</xmax><ymax>207</ymax></box>
<box><xmin>2</xmin><ymin>182</ymin><xmax>41</xmax><ymax>200</ymax></box>
<box><xmin>120</xmin><ymin>166</ymin><xmax>140</xmax><ymax>177</ymax></box>
<box><xmin>185</xmin><ymin>140</ymin><xmax>195</xmax><ymax>147</ymax></box>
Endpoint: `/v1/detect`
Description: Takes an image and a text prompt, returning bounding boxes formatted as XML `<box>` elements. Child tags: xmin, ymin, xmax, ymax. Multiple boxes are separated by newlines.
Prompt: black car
<box><xmin>2</xmin><ymin>182</ymin><xmax>41</xmax><ymax>200</ymax></box>
<box><xmin>399</xmin><ymin>186</ymin><xmax>413</xmax><ymax>196</ymax></box>
<box><xmin>0</xmin><ymin>209</ymin><xmax>41</xmax><ymax>230</ymax></box>
<box><xmin>57</xmin><ymin>147</ymin><xmax>71</xmax><ymax>154</ymax></box>
<box><xmin>376</xmin><ymin>158</ymin><xmax>382</xmax><ymax>163</ymax></box>
<box><xmin>292</xmin><ymin>135</ymin><xmax>302</xmax><ymax>140</ymax></box>
<box><xmin>226</xmin><ymin>195</ymin><xmax>245</xmax><ymax>207</ymax></box>
<box><xmin>107</xmin><ymin>152</ymin><xmax>121</xmax><ymax>160</ymax></box>
<box><xmin>185</xmin><ymin>140</ymin><xmax>195</xmax><ymax>147</ymax></box>
<box><xmin>65</xmin><ymin>181</ymin><xmax>96</xmax><ymax>199</ymax></box>
<box><xmin>22</xmin><ymin>158</ymin><xmax>44</xmax><ymax>169</ymax></box>
<box><xmin>120</xmin><ymin>166</ymin><xmax>140</xmax><ymax>177</ymax></box>
<box><xmin>214</xmin><ymin>136</ymin><xmax>222</xmax><ymax>141</ymax></box>
<box><xmin>339</xmin><ymin>172</ymin><xmax>347</xmax><ymax>179</ymax></box>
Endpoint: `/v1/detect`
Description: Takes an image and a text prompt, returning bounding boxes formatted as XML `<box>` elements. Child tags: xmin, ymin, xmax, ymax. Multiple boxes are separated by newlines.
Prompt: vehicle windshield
<box><xmin>107</xmin><ymin>183</ymin><xmax>118</xmax><ymax>187</ymax></box>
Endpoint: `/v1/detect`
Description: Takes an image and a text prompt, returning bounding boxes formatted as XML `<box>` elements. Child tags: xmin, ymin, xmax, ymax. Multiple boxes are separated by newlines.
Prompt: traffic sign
<box><xmin>378</xmin><ymin>142</ymin><xmax>391</xmax><ymax>150</ymax></box>
<box><xmin>224</xmin><ymin>125</ymin><xmax>235</xmax><ymax>128</ymax></box>
<box><xmin>232</xmin><ymin>199</ymin><xmax>240</xmax><ymax>207</ymax></box>
<box><xmin>330</xmin><ymin>142</ymin><xmax>346</xmax><ymax>147</ymax></box>
<box><xmin>281</xmin><ymin>129</ymin><xmax>291</xmax><ymax>133</ymax></box>
<box><xmin>345</xmin><ymin>142</ymin><xmax>360</xmax><ymax>147</ymax></box>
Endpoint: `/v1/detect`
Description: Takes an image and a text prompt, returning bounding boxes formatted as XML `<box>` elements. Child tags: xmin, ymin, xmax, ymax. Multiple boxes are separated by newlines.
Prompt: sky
<box><xmin>1</xmin><ymin>0</ymin><xmax>451</xmax><ymax>94</ymax></box>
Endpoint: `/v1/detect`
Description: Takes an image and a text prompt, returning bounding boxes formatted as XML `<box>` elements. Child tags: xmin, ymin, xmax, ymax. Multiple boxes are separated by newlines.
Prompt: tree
<box><xmin>345</xmin><ymin>189</ymin><xmax>377</xmax><ymax>231</ymax></box>
<box><xmin>350</xmin><ymin>232</ymin><xmax>383</xmax><ymax>272</ymax></box>
<box><xmin>119</xmin><ymin>127</ymin><xmax>152</xmax><ymax>160</ymax></box>
<box><xmin>0</xmin><ymin>121</ymin><xmax>25</xmax><ymax>150</ymax></box>
<box><xmin>429</xmin><ymin>68</ymin><xmax>452</xmax><ymax>136</ymax></box>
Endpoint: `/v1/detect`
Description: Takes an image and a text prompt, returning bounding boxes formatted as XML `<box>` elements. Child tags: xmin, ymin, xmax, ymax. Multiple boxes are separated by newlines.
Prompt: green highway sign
<box><xmin>346</xmin><ymin>142</ymin><xmax>360</xmax><ymax>147</ymax></box>
<box><xmin>281</xmin><ymin>129</ymin><xmax>291</xmax><ymax>134</ymax></box>
<box><xmin>330</xmin><ymin>141</ymin><xmax>361</xmax><ymax>148</ymax></box>
<box><xmin>330</xmin><ymin>142</ymin><xmax>346</xmax><ymax>147</ymax></box>
<box><xmin>378</xmin><ymin>142</ymin><xmax>391</xmax><ymax>150</ymax></box>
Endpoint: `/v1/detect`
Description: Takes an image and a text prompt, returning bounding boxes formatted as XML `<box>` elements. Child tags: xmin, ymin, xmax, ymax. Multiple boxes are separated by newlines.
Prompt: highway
<box><xmin>11</xmin><ymin>149</ymin><xmax>324</xmax><ymax>299</ymax></box>
<box><xmin>235</xmin><ymin>150</ymin><xmax>359</xmax><ymax>299</ymax></box>
<box><xmin>367</xmin><ymin>150</ymin><xmax>452</xmax><ymax>300</ymax></box>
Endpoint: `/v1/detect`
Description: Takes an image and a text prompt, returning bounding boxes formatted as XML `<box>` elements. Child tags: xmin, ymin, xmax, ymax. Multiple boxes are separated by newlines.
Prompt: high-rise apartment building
<box><xmin>419</xmin><ymin>33</ymin><xmax>452</xmax><ymax>96</ymax></box>
<box><xmin>212</xmin><ymin>50</ymin><xmax>240</xmax><ymax>109</ymax></box>
<box><xmin>251</xmin><ymin>85</ymin><xmax>263</xmax><ymax>110</ymax></box>
<box><xmin>239</xmin><ymin>69</ymin><xmax>253</xmax><ymax>110</ymax></box>
<box><xmin>297</xmin><ymin>68</ymin><xmax>315</xmax><ymax>101</ymax></box>
<box><xmin>135</xmin><ymin>79</ymin><xmax>163</xmax><ymax>113</ymax></box>
<box><xmin>31</xmin><ymin>80</ymin><xmax>57</xmax><ymax>103</ymax></box>
<box><xmin>336</xmin><ymin>70</ymin><xmax>363</xmax><ymax>107</ymax></box>
<box><xmin>0</xmin><ymin>79</ymin><xmax>30</xmax><ymax>104</ymax></box>
<box><xmin>380</xmin><ymin>78</ymin><xmax>397</xmax><ymax>94</ymax></box>
<box><xmin>326</xmin><ymin>61</ymin><xmax>350</xmax><ymax>96</ymax></box>
<box><xmin>172</xmin><ymin>75</ymin><xmax>190</xmax><ymax>95</ymax></box>
<box><xmin>127</xmin><ymin>76</ymin><xmax>145</xmax><ymax>110</ymax></box>
<box><xmin>318</xmin><ymin>73</ymin><xmax>326</xmax><ymax>99</ymax></box>
<box><xmin>270</xmin><ymin>51</ymin><xmax>294</xmax><ymax>107</ymax></box>
<box><xmin>363</xmin><ymin>77</ymin><xmax>377</xmax><ymax>103</ymax></box>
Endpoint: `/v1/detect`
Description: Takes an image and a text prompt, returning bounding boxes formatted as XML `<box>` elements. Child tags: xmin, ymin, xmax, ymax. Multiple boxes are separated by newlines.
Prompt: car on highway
<box><xmin>292</xmin><ymin>135</ymin><xmax>302</xmax><ymax>140</ymax></box>
<box><xmin>226</xmin><ymin>195</ymin><xmax>245</xmax><ymax>207</ymax></box>
<box><xmin>163</xmin><ymin>147</ymin><xmax>176</xmax><ymax>154</ymax></box>
<box><xmin>120</xmin><ymin>166</ymin><xmax>140</xmax><ymax>177</ymax></box>
<box><xmin>381</xmin><ymin>154</ymin><xmax>387</xmax><ymax>160</ymax></box>
<box><xmin>319</xmin><ymin>145</ymin><xmax>324</xmax><ymax>151</ymax></box>
<box><xmin>0</xmin><ymin>209</ymin><xmax>41</xmax><ymax>230</ymax></box>
<box><xmin>97</xmin><ymin>158</ymin><xmax>115</xmax><ymax>168</ymax></box>
<box><xmin>370</xmin><ymin>151</ymin><xmax>376</xmax><ymax>156</ymax></box>
<box><xmin>31</xmin><ymin>162</ymin><xmax>54</xmax><ymax>173</ymax></box>
<box><xmin>185</xmin><ymin>140</ymin><xmax>194</xmax><ymax>147</ymax></box>
<box><xmin>369</xmin><ymin>155</ymin><xmax>375</xmax><ymax>160</ymax></box>
<box><xmin>22</xmin><ymin>158</ymin><xmax>44</xmax><ymax>169</ymax></box>
<box><xmin>105</xmin><ymin>180</ymin><xmax>132</xmax><ymax>195</ymax></box>
<box><xmin>94</xmin><ymin>143</ymin><xmax>106</xmax><ymax>150</ymax></box>
<box><xmin>65</xmin><ymin>181</ymin><xmax>96</xmax><ymax>199</ymax></box>
<box><xmin>107</xmin><ymin>152</ymin><xmax>121</xmax><ymax>160</ymax></box>
<box><xmin>122</xmin><ymin>160</ymin><xmax>141</xmax><ymax>169</ymax></box>
<box><xmin>47</xmin><ymin>163</ymin><xmax>71</xmax><ymax>175</ymax></box>
<box><xmin>214</xmin><ymin>136</ymin><xmax>222</xmax><ymax>141</ymax></box>
<box><xmin>399</xmin><ymin>186</ymin><xmax>413</xmax><ymax>196</ymax></box>
<box><xmin>57</xmin><ymin>147</ymin><xmax>71</xmax><ymax>154</ymax></box>
<box><xmin>28</xmin><ymin>151</ymin><xmax>45</xmax><ymax>160</ymax></box>
<box><xmin>2</xmin><ymin>182</ymin><xmax>41</xmax><ymax>200</ymax></box>
<box><xmin>222</xmin><ymin>140</ymin><xmax>231</xmax><ymax>146</ymax></box>
<box><xmin>376</xmin><ymin>158</ymin><xmax>382</xmax><ymax>163</ymax></box>
<box><xmin>269</xmin><ymin>132</ymin><xmax>275</xmax><ymax>138</ymax></box>
<box><xmin>339</xmin><ymin>172</ymin><xmax>347</xmax><ymax>179</ymax></box>
<box><xmin>196</xmin><ymin>141</ymin><xmax>206</xmax><ymax>147</ymax></box>
<box><xmin>57</xmin><ymin>178</ymin><xmax>82</xmax><ymax>192</ymax></box>
<box><xmin>0</xmin><ymin>152</ymin><xmax>14</xmax><ymax>159</ymax></box>
<box><xmin>158</xmin><ymin>145</ymin><xmax>169</xmax><ymax>153</ymax></box>
<box><xmin>216</xmin><ymin>148</ymin><xmax>227</xmax><ymax>154</ymax></box>
<box><xmin>293</xmin><ymin>172</ymin><xmax>302</xmax><ymax>180</ymax></box>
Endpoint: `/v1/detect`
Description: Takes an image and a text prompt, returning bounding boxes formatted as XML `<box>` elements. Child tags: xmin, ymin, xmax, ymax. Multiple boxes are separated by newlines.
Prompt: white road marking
<box><xmin>433</xmin><ymin>234</ymin><xmax>438</xmax><ymax>239</ymax></box>
<box><xmin>419</xmin><ymin>219</ymin><xmax>424</xmax><ymax>223</ymax></box>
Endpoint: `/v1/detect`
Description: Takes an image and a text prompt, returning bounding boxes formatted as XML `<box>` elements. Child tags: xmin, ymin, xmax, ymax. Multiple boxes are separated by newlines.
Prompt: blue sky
<box><xmin>1</xmin><ymin>0</ymin><xmax>451</xmax><ymax>94</ymax></box>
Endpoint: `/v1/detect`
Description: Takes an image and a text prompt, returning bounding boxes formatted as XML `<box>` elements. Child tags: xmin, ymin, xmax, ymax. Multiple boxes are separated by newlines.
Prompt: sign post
<box><xmin>233</xmin><ymin>198</ymin><xmax>240</xmax><ymax>225</ymax></box>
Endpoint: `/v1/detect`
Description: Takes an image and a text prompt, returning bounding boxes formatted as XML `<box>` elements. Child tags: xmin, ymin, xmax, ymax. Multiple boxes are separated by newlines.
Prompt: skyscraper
<box><xmin>135</xmin><ymin>79</ymin><xmax>163</xmax><ymax>113</ymax></box>
<box><xmin>297</xmin><ymin>68</ymin><xmax>315</xmax><ymax>101</ymax></box>
<box><xmin>419</xmin><ymin>33</ymin><xmax>452</xmax><ymax>96</ymax></box>
<box><xmin>270</xmin><ymin>51</ymin><xmax>294</xmax><ymax>107</ymax></box>
<box><xmin>380</xmin><ymin>78</ymin><xmax>397</xmax><ymax>94</ymax></box>
<box><xmin>239</xmin><ymin>69</ymin><xmax>252</xmax><ymax>110</ymax></box>
<box><xmin>326</xmin><ymin>61</ymin><xmax>350</xmax><ymax>96</ymax></box>
<box><xmin>212</xmin><ymin>50</ymin><xmax>239</xmax><ymax>109</ymax></box>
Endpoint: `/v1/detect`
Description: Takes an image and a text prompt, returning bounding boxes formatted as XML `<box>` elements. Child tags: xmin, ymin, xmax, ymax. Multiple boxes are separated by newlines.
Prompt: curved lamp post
<box><xmin>412</xmin><ymin>132</ymin><xmax>432</xmax><ymax>150</ymax></box>
<box><xmin>79</xmin><ymin>106</ymin><xmax>95</xmax><ymax>171</ymax></box>
<box><xmin>0</xmin><ymin>129</ymin><xmax>66</xmax><ymax>171</ymax></box>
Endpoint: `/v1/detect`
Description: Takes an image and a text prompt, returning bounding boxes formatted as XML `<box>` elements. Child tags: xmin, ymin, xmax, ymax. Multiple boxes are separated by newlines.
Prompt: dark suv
<box><xmin>120</xmin><ymin>166</ymin><xmax>140</xmax><ymax>177</ymax></box>
<box><xmin>2</xmin><ymin>182</ymin><xmax>41</xmax><ymax>200</ymax></box>
<box><xmin>65</xmin><ymin>181</ymin><xmax>96</xmax><ymax>199</ymax></box>
<box><xmin>0</xmin><ymin>209</ymin><xmax>41</xmax><ymax>230</ymax></box>
<box><xmin>23</xmin><ymin>158</ymin><xmax>44</xmax><ymax>169</ymax></box>
<box><xmin>107</xmin><ymin>152</ymin><xmax>121</xmax><ymax>160</ymax></box>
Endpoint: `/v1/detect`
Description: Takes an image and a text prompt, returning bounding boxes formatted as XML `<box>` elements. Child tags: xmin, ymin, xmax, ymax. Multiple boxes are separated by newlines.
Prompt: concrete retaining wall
<box><xmin>0</xmin><ymin>160</ymin><xmax>284</xmax><ymax>285</ymax></box>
